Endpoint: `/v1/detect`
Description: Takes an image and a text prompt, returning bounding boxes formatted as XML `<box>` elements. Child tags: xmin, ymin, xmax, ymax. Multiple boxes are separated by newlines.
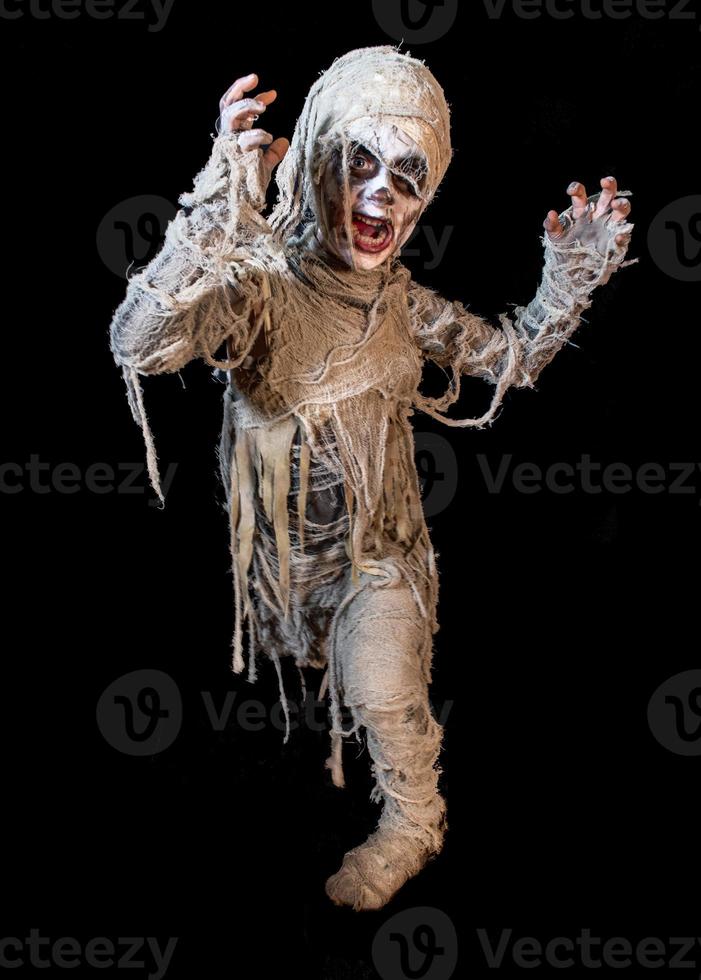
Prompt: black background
<box><xmin>3</xmin><ymin>0</ymin><xmax>700</xmax><ymax>977</ymax></box>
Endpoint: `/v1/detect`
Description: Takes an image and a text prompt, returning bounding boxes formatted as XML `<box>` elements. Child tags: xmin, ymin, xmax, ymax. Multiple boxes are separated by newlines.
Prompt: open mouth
<box><xmin>351</xmin><ymin>211</ymin><xmax>394</xmax><ymax>254</ymax></box>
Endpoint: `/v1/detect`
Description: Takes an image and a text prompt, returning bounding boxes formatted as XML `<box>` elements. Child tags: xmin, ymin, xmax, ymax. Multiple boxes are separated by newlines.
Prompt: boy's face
<box><xmin>316</xmin><ymin>123</ymin><xmax>428</xmax><ymax>271</ymax></box>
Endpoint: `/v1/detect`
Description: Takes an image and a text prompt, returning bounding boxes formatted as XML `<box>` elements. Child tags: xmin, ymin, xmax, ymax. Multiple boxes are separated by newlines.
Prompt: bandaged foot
<box><xmin>326</xmin><ymin>581</ymin><xmax>446</xmax><ymax>910</ymax></box>
<box><xmin>325</xmin><ymin>798</ymin><xmax>444</xmax><ymax>911</ymax></box>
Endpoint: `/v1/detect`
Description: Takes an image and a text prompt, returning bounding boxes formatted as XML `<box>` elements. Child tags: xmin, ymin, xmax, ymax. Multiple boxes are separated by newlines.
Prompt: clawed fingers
<box><xmin>262</xmin><ymin>137</ymin><xmax>290</xmax><ymax>174</ymax></box>
<box><xmin>594</xmin><ymin>176</ymin><xmax>618</xmax><ymax>217</ymax></box>
<box><xmin>219</xmin><ymin>75</ymin><xmax>277</xmax><ymax>110</ymax></box>
<box><xmin>238</xmin><ymin>131</ymin><xmax>289</xmax><ymax>174</ymax></box>
<box><xmin>567</xmin><ymin>181</ymin><xmax>589</xmax><ymax>219</ymax></box>
<box><xmin>220</xmin><ymin>98</ymin><xmax>265</xmax><ymax>131</ymax></box>
<box><xmin>559</xmin><ymin>175</ymin><xmax>633</xmax><ymax>248</ymax></box>
<box><xmin>218</xmin><ymin>72</ymin><xmax>279</xmax><ymax>133</ymax></box>
<box><xmin>220</xmin><ymin>72</ymin><xmax>258</xmax><ymax>106</ymax></box>
<box><xmin>609</xmin><ymin>197</ymin><xmax>632</xmax><ymax>223</ymax></box>
<box><xmin>227</xmin><ymin>88</ymin><xmax>277</xmax><ymax>113</ymax></box>
<box><xmin>221</xmin><ymin>93</ymin><xmax>278</xmax><ymax>132</ymax></box>
<box><xmin>222</xmin><ymin>75</ymin><xmax>289</xmax><ymax>176</ymax></box>
<box><xmin>238</xmin><ymin>128</ymin><xmax>274</xmax><ymax>151</ymax></box>
<box><xmin>543</xmin><ymin>209</ymin><xmax>565</xmax><ymax>240</ymax></box>
<box><xmin>219</xmin><ymin>73</ymin><xmax>276</xmax><ymax>109</ymax></box>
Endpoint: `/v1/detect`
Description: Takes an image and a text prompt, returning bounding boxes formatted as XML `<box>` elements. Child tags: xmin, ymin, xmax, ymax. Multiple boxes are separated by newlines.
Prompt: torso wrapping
<box><xmin>217</xmin><ymin>234</ymin><xmax>438</xmax><ymax>677</ymax></box>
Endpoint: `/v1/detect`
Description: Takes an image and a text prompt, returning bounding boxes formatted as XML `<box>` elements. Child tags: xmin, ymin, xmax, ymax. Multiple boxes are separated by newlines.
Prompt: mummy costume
<box><xmin>109</xmin><ymin>46</ymin><xmax>635</xmax><ymax>910</ymax></box>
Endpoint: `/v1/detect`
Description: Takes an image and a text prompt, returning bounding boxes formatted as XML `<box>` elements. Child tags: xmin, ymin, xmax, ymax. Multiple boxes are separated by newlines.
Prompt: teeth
<box><xmin>352</xmin><ymin>212</ymin><xmax>390</xmax><ymax>228</ymax></box>
<box><xmin>353</xmin><ymin>228</ymin><xmax>390</xmax><ymax>248</ymax></box>
<box><xmin>349</xmin><ymin>212</ymin><xmax>393</xmax><ymax>250</ymax></box>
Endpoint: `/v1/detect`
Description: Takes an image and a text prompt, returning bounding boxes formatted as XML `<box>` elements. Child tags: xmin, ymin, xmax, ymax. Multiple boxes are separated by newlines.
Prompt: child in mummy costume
<box><xmin>110</xmin><ymin>46</ymin><xmax>635</xmax><ymax>910</ymax></box>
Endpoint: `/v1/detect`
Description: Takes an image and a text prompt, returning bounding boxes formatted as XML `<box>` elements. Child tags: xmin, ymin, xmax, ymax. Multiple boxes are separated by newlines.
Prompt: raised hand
<box><xmin>543</xmin><ymin>176</ymin><xmax>633</xmax><ymax>255</ymax></box>
<box><xmin>217</xmin><ymin>72</ymin><xmax>289</xmax><ymax>183</ymax></box>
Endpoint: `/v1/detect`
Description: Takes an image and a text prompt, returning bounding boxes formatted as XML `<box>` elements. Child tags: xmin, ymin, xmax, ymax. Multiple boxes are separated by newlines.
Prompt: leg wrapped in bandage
<box><xmin>325</xmin><ymin>581</ymin><xmax>446</xmax><ymax>911</ymax></box>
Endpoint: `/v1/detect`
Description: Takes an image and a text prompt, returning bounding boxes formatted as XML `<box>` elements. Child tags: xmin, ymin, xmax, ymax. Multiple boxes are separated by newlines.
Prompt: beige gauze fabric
<box><xmin>109</xmin><ymin>44</ymin><xmax>636</xmax><ymax>796</ymax></box>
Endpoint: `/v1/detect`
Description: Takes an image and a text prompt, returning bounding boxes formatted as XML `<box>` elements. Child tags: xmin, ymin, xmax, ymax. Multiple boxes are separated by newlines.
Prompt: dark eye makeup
<box><xmin>345</xmin><ymin>144</ymin><xmax>424</xmax><ymax>196</ymax></box>
<box><xmin>348</xmin><ymin>146</ymin><xmax>377</xmax><ymax>171</ymax></box>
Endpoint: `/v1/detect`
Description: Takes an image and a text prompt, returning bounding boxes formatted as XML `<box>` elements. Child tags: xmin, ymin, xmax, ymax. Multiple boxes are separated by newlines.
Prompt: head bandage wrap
<box><xmin>269</xmin><ymin>45</ymin><xmax>453</xmax><ymax>245</ymax></box>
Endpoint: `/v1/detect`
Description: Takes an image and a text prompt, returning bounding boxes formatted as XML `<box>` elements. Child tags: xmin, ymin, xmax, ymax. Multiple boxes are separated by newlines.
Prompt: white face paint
<box><xmin>316</xmin><ymin>123</ymin><xmax>428</xmax><ymax>272</ymax></box>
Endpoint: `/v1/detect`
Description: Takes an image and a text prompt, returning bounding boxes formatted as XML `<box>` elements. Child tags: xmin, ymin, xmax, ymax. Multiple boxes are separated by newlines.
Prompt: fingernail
<box><xmin>568</xmin><ymin>182</ymin><xmax>578</xmax><ymax>193</ymax></box>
